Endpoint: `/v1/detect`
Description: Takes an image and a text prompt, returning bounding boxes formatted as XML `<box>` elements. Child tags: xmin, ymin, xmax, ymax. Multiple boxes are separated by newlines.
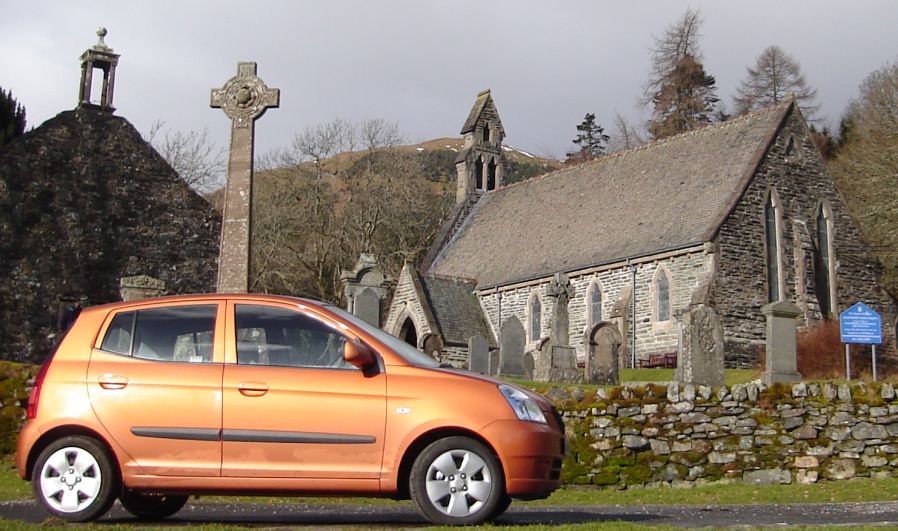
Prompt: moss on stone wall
<box><xmin>0</xmin><ymin>362</ymin><xmax>36</xmax><ymax>454</ymax></box>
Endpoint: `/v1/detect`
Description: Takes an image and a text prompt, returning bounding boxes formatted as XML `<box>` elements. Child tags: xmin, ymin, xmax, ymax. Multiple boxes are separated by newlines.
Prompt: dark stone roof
<box><xmin>460</xmin><ymin>90</ymin><xmax>493</xmax><ymax>134</ymax></box>
<box><xmin>0</xmin><ymin>107</ymin><xmax>220</xmax><ymax>361</ymax></box>
<box><xmin>419</xmin><ymin>274</ymin><xmax>494</xmax><ymax>347</ymax></box>
<box><xmin>430</xmin><ymin>102</ymin><xmax>792</xmax><ymax>288</ymax></box>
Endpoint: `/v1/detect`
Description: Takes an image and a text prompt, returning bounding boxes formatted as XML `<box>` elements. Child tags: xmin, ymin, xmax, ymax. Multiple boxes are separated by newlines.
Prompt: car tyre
<box><xmin>119</xmin><ymin>490</ymin><xmax>188</xmax><ymax>520</ymax></box>
<box><xmin>32</xmin><ymin>435</ymin><xmax>118</xmax><ymax>522</ymax></box>
<box><xmin>409</xmin><ymin>436</ymin><xmax>504</xmax><ymax>526</ymax></box>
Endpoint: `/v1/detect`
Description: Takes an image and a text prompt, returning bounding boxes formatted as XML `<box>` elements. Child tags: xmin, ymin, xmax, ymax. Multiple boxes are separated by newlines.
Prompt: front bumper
<box><xmin>481</xmin><ymin>417</ymin><xmax>564</xmax><ymax>498</ymax></box>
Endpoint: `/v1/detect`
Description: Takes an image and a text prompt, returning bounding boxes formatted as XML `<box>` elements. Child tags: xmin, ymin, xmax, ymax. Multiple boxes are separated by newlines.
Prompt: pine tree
<box><xmin>647</xmin><ymin>54</ymin><xmax>719</xmax><ymax>139</ymax></box>
<box><xmin>567</xmin><ymin>113</ymin><xmax>609</xmax><ymax>161</ymax></box>
<box><xmin>734</xmin><ymin>45</ymin><xmax>819</xmax><ymax>119</ymax></box>
<box><xmin>0</xmin><ymin>87</ymin><xmax>26</xmax><ymax>146</ymax></box>
<box><xmin>643</xmin><ymin>9</ymin><xmax>719</xmax><ymax>139</ymax></box>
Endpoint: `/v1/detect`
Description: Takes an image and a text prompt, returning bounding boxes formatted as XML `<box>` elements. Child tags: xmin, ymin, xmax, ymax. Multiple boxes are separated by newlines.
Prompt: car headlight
<box><xmin>498</xmin><ymin>384</ymin><xmax>547</xmax><ymax>424</ymax></box>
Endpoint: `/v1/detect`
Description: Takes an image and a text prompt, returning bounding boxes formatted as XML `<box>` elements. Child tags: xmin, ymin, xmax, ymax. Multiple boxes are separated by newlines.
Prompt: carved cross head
<box><xmin>547</xmin><ymin>272</ymin><xmax>574</xmax><ymax>301</ymax></box>
<box><xmin>211</xmin><ymin>62</ymin><xmax>280</xmax><ymax>129</ymax></box>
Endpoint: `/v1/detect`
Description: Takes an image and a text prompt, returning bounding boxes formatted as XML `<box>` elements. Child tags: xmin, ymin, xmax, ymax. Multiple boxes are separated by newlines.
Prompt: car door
<box><xmin>86</xmin><ymin>301</ymin><xmax>225</xmax><ymax>477</ymax></box>
<box><xmin>221</xmin><ymin>301</ymin><xmax>386</xmax><ymax>479</ymax></box>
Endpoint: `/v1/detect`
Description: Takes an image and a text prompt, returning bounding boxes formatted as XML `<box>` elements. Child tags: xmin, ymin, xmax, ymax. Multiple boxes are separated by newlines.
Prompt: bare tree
<box><xmin>733</xmin><ymin>45</ymin><xmax>819</xmax><ymax>119</ymax></box>
<box><xmin>359</xmin><ymin>118</ymin><xmax>404</xmax><ymax>151</ymax></box>
<box><xmin>290</xmin><ymin>118</ymin><xmax>356</xmax><ymax>180</ymax></box>
<box><xmin>643</xmin><ymin>9</ymin><xmax>719</xmax><ymax>139</ymax></box>
<box><xmin>148</xmin><ymin>121</ymin><xmax>225</xmax><ymax>193</ymax></box>
<box><xmin>608</xmin><ymin>112</ymin><xmax>644</xmax><ymax>153</ymax></box>
<box><xmin>829</xmin><ymin>60</ymin><xmax>898</xmax><ymax>295</ymax></box>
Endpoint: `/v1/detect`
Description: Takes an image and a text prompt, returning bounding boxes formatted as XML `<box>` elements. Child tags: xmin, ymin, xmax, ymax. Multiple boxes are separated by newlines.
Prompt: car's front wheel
<box><xmin>32</xmin><ymin>435</ymin><xmax>118</xmax><ymax>522</ymax></box>
<box><xmin>409</xmin><ymin>436</ymin><xmax>506</xmax><ymax>525</ymax></box>
<box><xmin>119</xmin><ymin>490</ymin><xmax>188</xmax><ymax>520</ymax></box>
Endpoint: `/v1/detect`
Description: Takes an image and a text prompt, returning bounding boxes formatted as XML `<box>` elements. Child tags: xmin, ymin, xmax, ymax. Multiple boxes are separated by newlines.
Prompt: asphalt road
<box><xmin>4</xmin><ymin>499</ymin><xmax>898</xmax><ymax>528</ymax></box>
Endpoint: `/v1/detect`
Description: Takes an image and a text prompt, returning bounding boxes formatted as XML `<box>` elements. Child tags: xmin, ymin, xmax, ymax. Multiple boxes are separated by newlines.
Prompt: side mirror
<box><xmin>343</xmin><ymin>340</ymin><xmax>376</xmax><ymax>371</ymax></box>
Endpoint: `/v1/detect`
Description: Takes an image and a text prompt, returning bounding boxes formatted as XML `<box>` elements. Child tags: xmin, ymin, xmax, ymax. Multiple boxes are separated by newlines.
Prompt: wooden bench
<box><xmin>638</xmin><ymin>352</ymin><xmax>677</xmax><ymax>369</ymax></box>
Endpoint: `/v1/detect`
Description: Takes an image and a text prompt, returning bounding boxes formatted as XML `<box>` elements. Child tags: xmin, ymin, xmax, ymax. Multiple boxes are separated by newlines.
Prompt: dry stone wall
<box><xmin>550</xmin><ymin>380</ymin><xmax>898</xmax><ymax>488</ymax></box>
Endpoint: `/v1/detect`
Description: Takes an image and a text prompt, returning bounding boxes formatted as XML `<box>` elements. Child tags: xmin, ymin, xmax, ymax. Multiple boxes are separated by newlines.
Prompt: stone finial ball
<box><xmin>97</xmin><ymin>27</ymin><xmax>108</xmax><ymax>38</ymax></box>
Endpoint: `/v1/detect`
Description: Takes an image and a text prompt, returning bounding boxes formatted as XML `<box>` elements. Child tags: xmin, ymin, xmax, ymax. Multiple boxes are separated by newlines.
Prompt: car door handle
<box><xmin>98</xmin><ymin>374</ymin><xmax>128</xmax><ymax>390</ymax></box>
<box><xmin>237</xmin><ymin>382</ymin><xmax>269</xmax><ymax>396</ymax></box>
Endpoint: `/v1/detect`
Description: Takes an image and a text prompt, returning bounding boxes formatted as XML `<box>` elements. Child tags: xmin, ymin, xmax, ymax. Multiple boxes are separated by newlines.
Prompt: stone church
<box><xmin>0</xmin><ymin>33</ymin><xmax>220</xmax><ymax>362</ymax></box>
<box><xmin>385</xmin><ymin>90</ymin><xmax>897</xmax><ymax>369</ymax></box>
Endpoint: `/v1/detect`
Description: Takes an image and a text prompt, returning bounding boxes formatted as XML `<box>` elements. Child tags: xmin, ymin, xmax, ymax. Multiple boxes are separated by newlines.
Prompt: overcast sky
<box><xmin>3</xmin><ymin>1</ymin><xmax>897</xmax><ymax>160</ymax></box>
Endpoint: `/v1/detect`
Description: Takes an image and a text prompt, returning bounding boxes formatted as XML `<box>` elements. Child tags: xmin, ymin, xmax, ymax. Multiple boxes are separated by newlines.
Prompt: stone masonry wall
<box><xmin>713</xmin><ymin>108</ymin><xmax>897</xmax><ymax>365</ymax></box>
<box><xmin>479</xmin><ymin>250</ymin><xmax>713</xmax><ymax>365</ymax></box>
<box><xmin>383</xmin><ymin>266</ymin><xmax>434</xmax><ymax>346</ymax></box>
<box><xmin>551</xmin><ymin>380</ymin><xmax>898</xmax><ymax>488</ymax></box>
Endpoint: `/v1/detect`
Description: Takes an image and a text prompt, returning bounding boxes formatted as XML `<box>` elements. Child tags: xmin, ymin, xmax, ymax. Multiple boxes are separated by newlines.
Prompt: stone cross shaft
<box><xmin>211</xmin><ymin>62</ymin><xmax>279</xmax><ymax>293</ymax></box>
<box><xmin>547</xmin><ymin>272</ymin><xmax>575</xmax><ymax>346</ymax></box>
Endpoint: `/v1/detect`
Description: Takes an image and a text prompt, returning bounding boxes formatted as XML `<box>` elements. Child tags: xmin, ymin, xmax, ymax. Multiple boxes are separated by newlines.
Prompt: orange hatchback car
<box><xmin>17</xmin><ymin>294</ymin><xmax>564</xmax><ymax>525</ymax></box>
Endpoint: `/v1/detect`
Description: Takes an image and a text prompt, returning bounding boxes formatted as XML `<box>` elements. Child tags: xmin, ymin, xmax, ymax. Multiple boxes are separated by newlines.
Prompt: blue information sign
<box><xmin>840</xmin><ymin>302</ymin><xmax>882</xmax><ymax>345</ymax></box>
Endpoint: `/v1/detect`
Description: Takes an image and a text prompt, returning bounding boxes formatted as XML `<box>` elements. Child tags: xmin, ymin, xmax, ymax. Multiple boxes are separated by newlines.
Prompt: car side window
<box><xmin>100</xmin><ymin>311</ymin><xmax>135</xmax><ymax>355</ymax></box>
<box><xmin>129</xmin><ymin>305</ymin><xmax>216</xmax><ymax>362</ymax></box>
<box><xmin>235</xmin><ymin>304</ymin><xmax>352</xmax><ymax>370</ymax></box>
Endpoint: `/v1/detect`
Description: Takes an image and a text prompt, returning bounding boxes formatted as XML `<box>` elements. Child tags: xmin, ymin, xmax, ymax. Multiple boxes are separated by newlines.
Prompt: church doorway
<box><xmin>399</xmin><ymin>317</ymin><xmax>418</xmax><ymax>348</ymax></box>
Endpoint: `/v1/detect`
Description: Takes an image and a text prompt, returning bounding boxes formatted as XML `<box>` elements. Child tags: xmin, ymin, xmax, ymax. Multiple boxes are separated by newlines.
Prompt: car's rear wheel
<box><xmin>119</xmin><ymin>490</ymin><xmax>188</xmax><ymax>520</ymax></box>
<box><xmin>32</xmin><ymin>435</ymin><xmax>118</xmax><ymax>522</ymax></box>
<box><xmin>409</xmin><ymin>436</ymin><xmax>505</xmax><ymax>525</ymax></box>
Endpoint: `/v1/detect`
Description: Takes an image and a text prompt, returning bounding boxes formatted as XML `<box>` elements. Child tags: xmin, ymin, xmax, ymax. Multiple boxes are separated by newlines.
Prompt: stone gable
<box><xmin>0</xmin><ymin>107</ymin><xmax>220</xmax><ymax>362</ymax></box>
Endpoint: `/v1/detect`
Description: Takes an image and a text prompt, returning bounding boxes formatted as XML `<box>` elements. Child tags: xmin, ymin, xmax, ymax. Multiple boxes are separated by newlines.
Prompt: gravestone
<box><xmin>675</xmin><ymin>304</ymin><xmax>724</xmax><ymax>387</ymax></box>
<box><xmin>468</xmin><ymin>335</ymin><xmax>490</xmax><ymax>374</ymax></box>
<box><xmin>533</xmin><ymin>338</ymin><xmax>580</xmax><ymax>383</ymax></box>
<box><xmin>585</xmin><ymin>324</ymin><xmax>621</xmax><ymax>384</ymax></box>
<box><xmin>489</xmin><ymin>349</ymin><xmax>500</xmax><ymax>376</ymax></box>
<box><xmin>609</xmin><ymin>286</ymin><xmax>632</xmax><ymax>370</ymax></box>
<box><xmin>547</xmin><ymin>272</ymin><xmax>575</xmax><ymax>345</ymax></box>
<box><xmin>119</xmin><ymin>275</ymin><xmax>165</xmax><ymax>301</ymax></box>
<box><xmin>498</xmin><ymin>316</ymin><xmax>527</xmax><ymax>377</ymax></box>
<box><xmin>761</xmin><ymin>300</ymin><xmax>803</xmax><ymax>384</ymax></box>
<box><xmin>211</xmin><ymin>62</ymin><xmax>280</xmax><ymax>293</ymax></box>
<box><xmin>340</xmin><ymin>254</ymin><xmax>391</xmax><ymax>326</ymax></box>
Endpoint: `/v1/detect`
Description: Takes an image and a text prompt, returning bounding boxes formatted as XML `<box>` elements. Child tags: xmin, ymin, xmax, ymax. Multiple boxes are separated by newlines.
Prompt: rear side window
<box><xmin>100</xmin><ymin>305</ymin><xmax>216</xmax><ymax>363</ymax></box>
<box><xmin>235</xmin><ymin>304</ymin><xmax>351</xmax><ymax>370</ymax></box>
<box><xmin>100</xmin><ymin>311</ymin><xmax>134</xmax><ymax>355</ymax></box>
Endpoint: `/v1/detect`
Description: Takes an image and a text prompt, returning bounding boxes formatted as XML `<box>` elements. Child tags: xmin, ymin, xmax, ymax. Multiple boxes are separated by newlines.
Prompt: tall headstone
<box><xmin>546</xmin><ymin>272</ymin><xmax>575</xmax><ymax>345</ymax></box>
<box><xmin>585</xmin><ymin>324</ymin><xmax>621</xmax><ymax>385</ymax></box>
<box><xmin>211</xmin><ymin>62</ymin><xmax>280</xmax><ymax>293</ymax></box>
<box><xmin>534</xmin><ymin>338</ymin><xmax>580</xmax><ymax>383</ymax></box>
<box><xmin>675</xmin><ymin>304</ymin><xmax>724</xmax><ymax>386</ymax></box>
<box><xmin>468</xmin><ymin>335</ymin><xmax>490</xmax><ymax>374</ymax></box>
<box><xmin>340</xmin><ymin>254</ymin><xmax>391</xmax><ymax>326</ymax></box>
<box><xmin>498</xmin><ymin>316</ymin><xmax>527</xmax><ymax>378</ymax></box>
<box><xmin>761</xmin><ymin>300</ymin><xmax>803</xmax><ymax>384</ymax></box>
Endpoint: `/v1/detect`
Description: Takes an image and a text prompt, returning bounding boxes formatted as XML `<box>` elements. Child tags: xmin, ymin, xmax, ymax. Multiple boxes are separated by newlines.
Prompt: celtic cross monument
<box><xmin>211</xmin><ymin>62</ymin><xmax>279</xmax><ymax>293</ymax></box>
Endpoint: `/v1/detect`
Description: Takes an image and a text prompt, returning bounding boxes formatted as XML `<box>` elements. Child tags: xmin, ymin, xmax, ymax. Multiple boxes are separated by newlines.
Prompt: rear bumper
<box><xmin>16</xmin><ymin>420</ymin><xmax>40</xmax><ymax>480</ymax></box>
<box><xmin>481</xmin><ymin>419</ymin><xmax>564</xmax><ymax>498</ymax></box>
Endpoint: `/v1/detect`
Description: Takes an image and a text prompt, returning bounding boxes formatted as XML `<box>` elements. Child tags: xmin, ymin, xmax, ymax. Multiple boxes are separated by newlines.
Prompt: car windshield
<box><xmin>323</xmin><ymin>304</ymin><xmax>440</xmax><ymax>368</ymax></box>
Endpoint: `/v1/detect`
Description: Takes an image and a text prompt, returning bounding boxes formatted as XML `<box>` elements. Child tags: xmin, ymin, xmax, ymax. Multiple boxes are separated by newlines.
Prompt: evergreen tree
<box><xmin>0</xmin><ymin>87</ymin><xmax>27</xmax><ymax>146</ymax></box>
<box><xmin>643</xmin><ymin>9</ymin><xmax>719</xmax><ymax>139</ymax></box>
<box><xmin>733</xmin><ymin>45</ymin><xmax>819</xmax><ymax>119</ymax></box>
<box><xmin>647</xmin><ymin>54</ymin><xmax>719</xmax><ymax>139</ymax></box>
<box><xmin>567</xmin><ymin>113</ymin><xmax>609</xmax><ymax>161</ymax></box>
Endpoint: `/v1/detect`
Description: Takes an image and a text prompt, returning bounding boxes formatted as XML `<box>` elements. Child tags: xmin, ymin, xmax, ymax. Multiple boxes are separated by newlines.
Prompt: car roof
<box><xmin>80</xmin><ymin>293</ymin><xmax>329</xmax><ymax>315</ymax></box>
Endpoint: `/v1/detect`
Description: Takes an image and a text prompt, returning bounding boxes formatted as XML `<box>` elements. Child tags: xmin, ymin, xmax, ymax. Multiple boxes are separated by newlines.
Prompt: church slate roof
<box><xmin>429</xmin><ymin>102</ymin><xmax>792</xmax><ymax>289</ymax></box>
<box><xmin>419</xmin><ymin>274</ymin><xmax>495</xmax><ymax>347</ymax></box>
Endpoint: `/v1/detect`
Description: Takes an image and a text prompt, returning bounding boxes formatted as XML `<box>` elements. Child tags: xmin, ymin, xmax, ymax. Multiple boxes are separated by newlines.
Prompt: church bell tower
<box><xmin>78</xmin><ymin>27</ymin><xmax>120</xmax><ymax>112</ymax></box>
<box><xmin>455</xmin><ymin>89</ymin><xmax>507</xmax><ymax>203</ymax></box>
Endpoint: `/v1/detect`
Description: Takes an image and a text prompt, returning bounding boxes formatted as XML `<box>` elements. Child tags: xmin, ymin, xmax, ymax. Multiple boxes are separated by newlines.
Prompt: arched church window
<box><xmin>487</xmin><ymin>158</ymin><xmax>497</xmax><ymax>190</ymax></box>
<box><xmin>815</xmin><ymin>202</ymin><xmax>835</xmax><ymax>317</ymax></box>
<box><xmin>589</xmin><ymin>281</ymin><xmax>602</xmax><ymax>326</ymax></box>
<box><xmin>656</xmin><ymin>270</ymin><xmax>670</xmax><ymax>322</ymax></box>
<box><xmin>482</xmin><ymin>123</ymin><xmax>491</xmax><ymax>144</ymax></box>
<box><xmin>529</xmin><ymin>293</ymin><xmax>542</xmax><ymax>342</ymax></box>
<box><xmin>475</xmin><ymin>156</ymin><xmax>484</xmax><ymax>190</ymax></box>
<box><xmin>765</xmin><ymin>190</ymin><xmax>784</xmax><ymax>302</ymax></box>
